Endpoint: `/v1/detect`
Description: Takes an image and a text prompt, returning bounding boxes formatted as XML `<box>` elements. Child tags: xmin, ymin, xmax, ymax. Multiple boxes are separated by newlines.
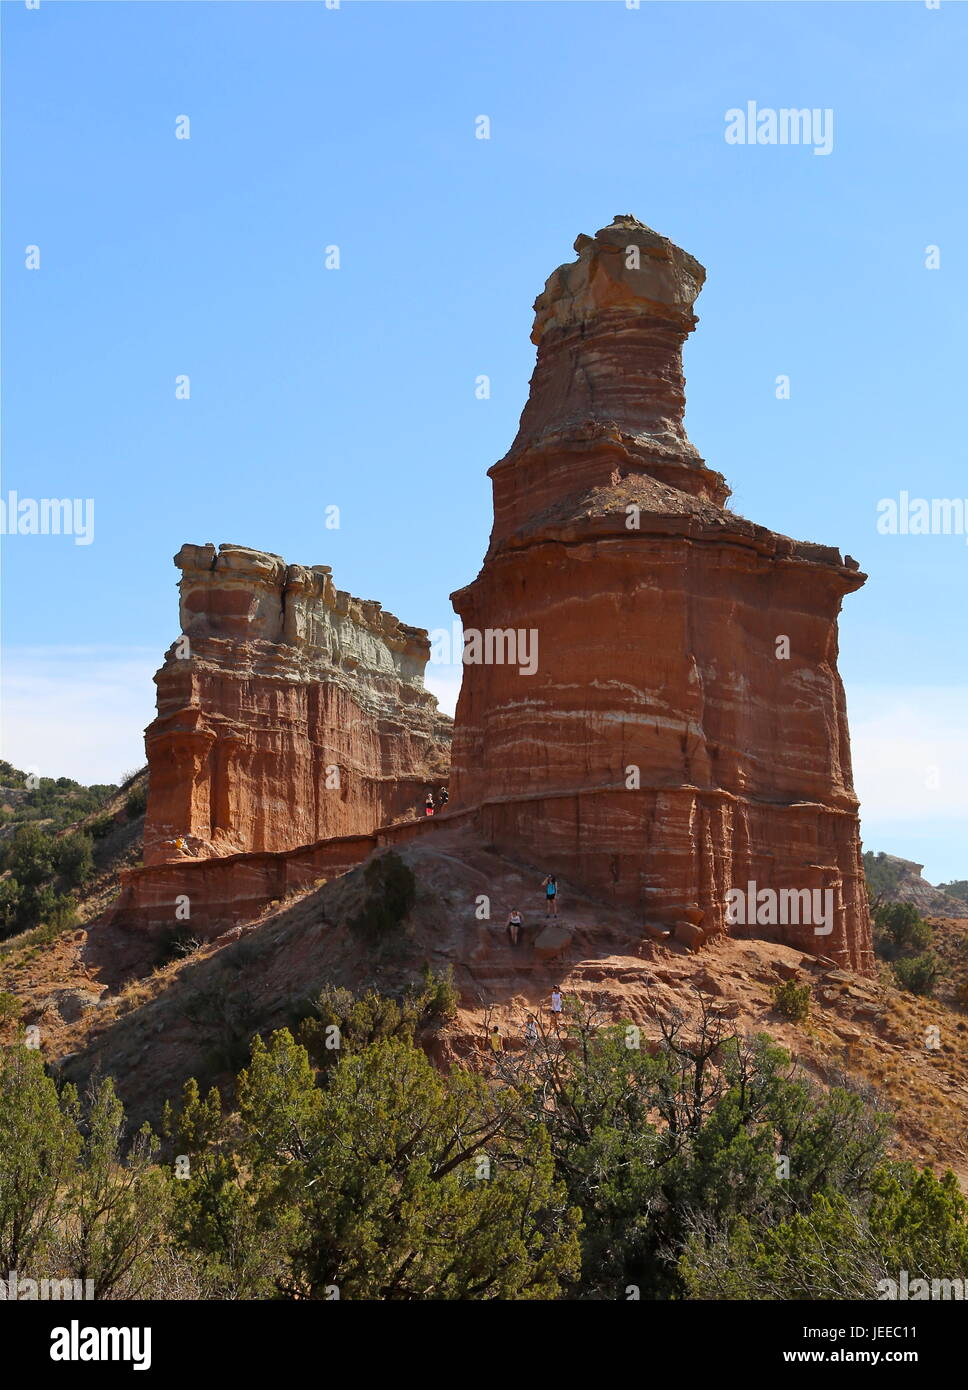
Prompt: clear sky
<box><xmin>1</xmin><ymin>0</ymin><xmax>965</xmax><ymax>882</ymax></box>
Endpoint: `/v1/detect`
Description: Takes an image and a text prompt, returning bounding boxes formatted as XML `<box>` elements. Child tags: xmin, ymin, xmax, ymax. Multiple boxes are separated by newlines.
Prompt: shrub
<box><xmin>296</xmin><ymin>969</ymin><xmax>458</xmax><ymax>1070</ymax></box>
<box><xmin>125</xmin><ymin>784</ymin><xmax>148</xmax><ymax>819</ymax></box>
<box><xmin>772</xmin><ymin>979</ymin><xmax>811</xmax><ymax>1021</ymax></box>
<box><xmin>892</xmin><ymin>951</ymin><xmax>943</xmax><ymax>997</ymax></box>
<box><xmin>863</xmin><ymin>851</ymin><xmax>905</xmax><ymax>901</ymax></box>
<box><xmin>348</xmin><ymin>851</ymin><xmax>416</xmax><ymax>945</ymax></box>
<box><xmin>0</xmin><ymin>879</ymin><xmax>22</xmax><ymax>937</ymax></box>
<box><xmin>418</xmin><ymin>963</ymin><xmax>458</xmax><ymax>1023</ymax></box>
<box><xmin>153</xmin><ymin>924</ymin><xmax>202</xmax><ymax>967</ymax></box>
<box><xmin>872</xmin><ymin>901</ymin><xmax>932</xmax><ymax>960</ymax></box>
<box><xmin>0</xmin><ymin>761</ymin><xmax>27</xmax><ymax>789</ymax></box>
<box><xmin>54</xmin><ymin>832</ymin><xmax>95</xmax><ymax>888</ymax></box>
<box><xmin>0</xmin><ymin>880</ymin><xmax>77</xmax><ymax>944</ymax></box>
<box><xmin>179</xmin><ymin>979</ymin><xmax>262</xmax><ymax>1078</ymax></box>
<box><xmin>89</xmin><ymin>813</ymin><xmax>115</xmax><ymax>840</ymax></box>
<box><xmin>1</xmin><ymin>823</ymin><xmax>56</xmax><ymax>886</ymax></box>
<box><xmin>0</xmin><ymin>992</ymin><xmax>22</xmax><ymax>1026</ymax></box>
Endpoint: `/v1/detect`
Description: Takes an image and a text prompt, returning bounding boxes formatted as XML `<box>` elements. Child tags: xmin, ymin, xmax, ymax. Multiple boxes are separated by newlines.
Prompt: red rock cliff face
<box><xmin>144</xmin><ymin>543</ymin><xmax>450</xmax><ymax>866</ymax></box>
<box><xmin>449</xmin><ymin>216</ymin><xmax>873</xmax><ymax>972</ymax></box>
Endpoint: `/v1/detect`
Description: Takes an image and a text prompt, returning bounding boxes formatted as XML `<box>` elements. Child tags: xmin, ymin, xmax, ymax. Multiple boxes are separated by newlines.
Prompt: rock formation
<box><xmin>448</xmin><ymin>216</ymin><xmax>873</xmax><ymax>972</ymax></box>
<box><xmin>866</xmin><ymin>853</ymin><xmax>968</xmax><ymax>920</ymax></box>
<box><xmin>143</xmin><ymin>543</ymin><xmax>450</xmax><ymax>866</ymax></box>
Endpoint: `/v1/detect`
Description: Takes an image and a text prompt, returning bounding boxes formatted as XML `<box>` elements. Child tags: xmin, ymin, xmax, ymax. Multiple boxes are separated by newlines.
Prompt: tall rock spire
<box><xmin>450</xmin><ymin>218</ymin><xmax>873</xmax><ymax>973</ymax></box>
<box><xmin>489</xmin><ymin>216</ymin><xmax>729</xmax><ymax>550</ymax></box>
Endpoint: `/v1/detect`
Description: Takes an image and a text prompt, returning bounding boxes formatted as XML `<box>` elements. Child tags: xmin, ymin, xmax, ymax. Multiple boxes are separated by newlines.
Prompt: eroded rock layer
<box><xmin>143</xmin><ymin>543</ymin><xmax>450</xmax><ymax>865</ymax></box>
<box><xmin>449</xmin><ymin>216</ymin><xmax>873</xmax><ymax>972</ymax></box>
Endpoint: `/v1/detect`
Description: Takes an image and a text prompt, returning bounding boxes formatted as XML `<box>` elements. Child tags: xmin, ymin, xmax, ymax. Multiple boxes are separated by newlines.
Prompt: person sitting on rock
<box><xmin>506</xmin><ymin>908</ymin><xmax>523</xmax><ymax>947</ymax></box>
<box><xmin>542</xmin><ymin>873</ymin><xmax>559</xmax><ymax>918</ymax></box>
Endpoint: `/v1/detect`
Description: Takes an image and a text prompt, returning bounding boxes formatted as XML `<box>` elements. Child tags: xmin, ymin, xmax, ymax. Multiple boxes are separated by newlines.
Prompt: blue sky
<box><xmin>1</xmin><ymin>0</ymin><xmax>965</xmax><ymax>881</ymax></box>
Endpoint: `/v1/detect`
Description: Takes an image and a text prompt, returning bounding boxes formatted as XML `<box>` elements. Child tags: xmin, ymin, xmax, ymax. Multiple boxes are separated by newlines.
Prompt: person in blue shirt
<box><xmin>541</xmin><ymin>873</ymin><xmax>559</xmax><ymax>918</ymax></box>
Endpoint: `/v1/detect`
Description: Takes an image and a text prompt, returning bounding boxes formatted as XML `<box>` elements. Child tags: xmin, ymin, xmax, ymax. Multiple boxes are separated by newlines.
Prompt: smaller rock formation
<box><xmin>143</xmin><ymin>543</ymin><xmax>450</xmax><ymax>865</ymax></box>
<box><xmin>866</xmin><ymin>853</ymin><xmax>968</xmax><ymax>919</ymax></box>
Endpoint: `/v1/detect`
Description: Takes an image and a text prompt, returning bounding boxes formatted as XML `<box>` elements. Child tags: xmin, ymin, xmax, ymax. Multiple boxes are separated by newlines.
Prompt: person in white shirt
<box><xmin>506</xmin><ymin>908</ymin><xmax>523</xmax><ymax>947</ymax></box>
<box><xmin>550</xmin><ymin>987</ymin><xmax>563</xmax><ymax>1022</ymax></box>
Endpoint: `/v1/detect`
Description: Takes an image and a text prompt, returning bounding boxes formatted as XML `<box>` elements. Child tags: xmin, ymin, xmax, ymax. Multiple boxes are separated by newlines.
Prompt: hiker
<box><xmin>489</xmin><ymin>1024</ymin><xmax>503</xmax><ymax>1054</ymax></box>
<box><xmin>542</xmin><ymin>873</ymin><xmax>559</xmax><ymax>918</ymax></box>
<box><xmin>550</xmin><ymin>986</ymin><xmax>563</xmax><ymax>1024</ymax></box>
<box><xmin>424</xmin><ymin>792</ymin><xmax>435</xmax><ymax>817</ymax></box>
<box><xmin>506</xmin><ymin>907</ymin><xmax>523</xmax><ymax>947</ymax></box>
<box><xmin>524</xmin><ymin>1016</ymin><xmax>538</xmax><ymax>1046</ymax></box>
<box><xmin>436</xmin><ymin>786</ymin><xmax>449</xmax><ymax>810</ymax></box>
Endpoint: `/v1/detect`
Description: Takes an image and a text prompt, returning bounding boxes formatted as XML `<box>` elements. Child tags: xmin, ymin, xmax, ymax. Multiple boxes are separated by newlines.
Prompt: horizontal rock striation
<box><xmin>112</xmin><ymin>812</ymin><xmax>451</xmax><ymax>940</ymax></box>
<box><xmin>449</xmin><ymin>215</ymin><xmax>873</xmax><ymax>972</ymax></box>
<box><xmin>143</xmin><ymin>543</ymin><xmax>450</xmax><ymax>866</ymax></box>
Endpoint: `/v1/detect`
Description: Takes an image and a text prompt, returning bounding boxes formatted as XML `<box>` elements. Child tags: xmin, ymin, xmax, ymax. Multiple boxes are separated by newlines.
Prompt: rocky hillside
<box><xmin>1</xmin><ymin>824</ymin><xmax>966</xmax><ymax>1192</ymax></box>
<box><xmin>1</xmin><ymin>769</ymin><xmax>965</xmax><ymax>1195</ymax></box>
<box><xmin>864</xmin><ymin>851</ymin><xmax>968</xmax><ymax>919</ymax></box>
<box><xmin>0</xmin><ymin>762</ymin><xmax>148</xmax><ymax>943</ymax></box>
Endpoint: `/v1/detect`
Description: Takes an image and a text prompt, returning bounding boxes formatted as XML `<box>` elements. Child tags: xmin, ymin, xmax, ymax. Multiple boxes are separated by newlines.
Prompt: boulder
<box><xmin>533</xmin><ymin>923</ymin><xmax>573</xmax><ymax>960</ymax></box>
<box><xmin>692</xmin><ymin>971</ymin><xmax>724</xmax><ymax>996</ymax></box>
<box><xmin>52</xmin><ymin>988</ymin><xmax>105</xmax><ymax>1023</ymax></box>
<box><xmin>673</xmin><ymin>921</ymin><xmax>705</xmax><ymax>951</ymax></box>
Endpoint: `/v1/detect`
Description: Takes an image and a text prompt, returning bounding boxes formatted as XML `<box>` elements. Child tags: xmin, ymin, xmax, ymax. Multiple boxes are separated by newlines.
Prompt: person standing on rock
<box><xmin>507</xmin><ymin>908</ymin><xmax>523</xmax><ymax>947</ymax></box>
<box><xmin>542</xmin><ymin>873</ymin><xmax>559</xmax><ymax>917</ymax></box>
<box><xmin>436</xmin><ymin>786</ymin><xmax>449</xmax><ymax>811</ymax></box>
<box><xmin>489</xmin><ymin>1024</ymin><xmax>503</xmax><ymax>1054</ymax></box>
<box><xmin>424</xmin><ymin>792</ymin><xmax>435</xmax><ymax>817</ymax></box>
<box><xmin>550</xmin><ymin>986</ymin><xmax>563</xmax><ymax>1026</ymax></box>
<box><xmin>524</xmin><ymin>1016</ymin><xmax>538</xmax><ymax>1046</ymax></box>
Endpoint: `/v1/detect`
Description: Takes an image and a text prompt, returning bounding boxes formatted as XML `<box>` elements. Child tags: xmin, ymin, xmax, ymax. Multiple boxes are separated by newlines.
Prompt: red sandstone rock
<box><xmin>448</xmin><ymin>215</ymin><xmax>873</xmax><ymax>974</ymax></box>
<box><xmin>143</xmin><ymin>543</ymin><xmax>450</xmax><ymax>866</ymax></box>
<box><xmin>533</xmin><ymin>923</ymin><xmax>573</xmax><ymax>960</ymax></box>
<box><xmin>673</xmin><ymin>921</ymin><xmax>706</xmax><ymax>952</ymax></box>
